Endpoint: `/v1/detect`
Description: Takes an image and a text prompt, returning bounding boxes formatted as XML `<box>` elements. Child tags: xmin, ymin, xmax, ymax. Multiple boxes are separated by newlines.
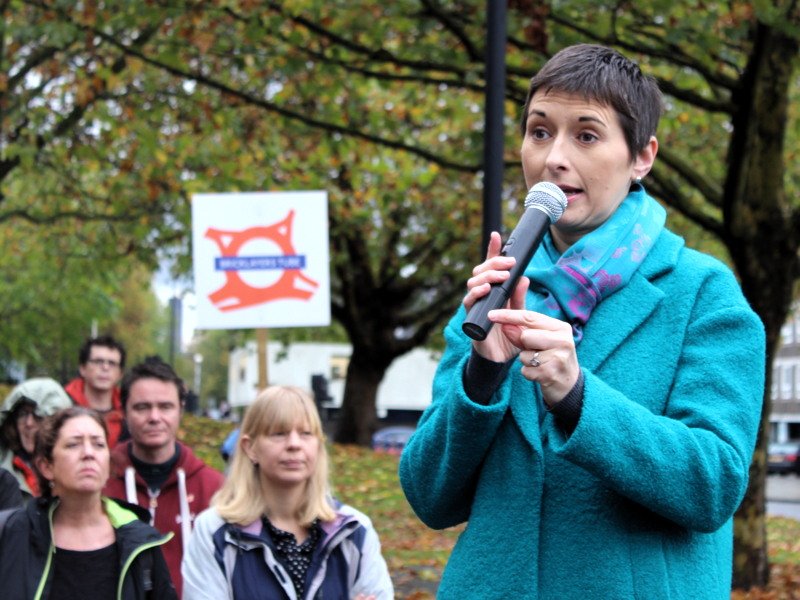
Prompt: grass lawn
<box><xmin>180</xmin><ymin>414</ymin><xmax>800</xmax><ymax>599</ymax></box>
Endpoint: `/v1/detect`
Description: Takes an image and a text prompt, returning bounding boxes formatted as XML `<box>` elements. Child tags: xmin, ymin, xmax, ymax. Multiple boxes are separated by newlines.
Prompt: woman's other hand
<box><xmin>489</xmin><ymin>309</ymin><xmax>580</xmax><ymax>406</ymax></box>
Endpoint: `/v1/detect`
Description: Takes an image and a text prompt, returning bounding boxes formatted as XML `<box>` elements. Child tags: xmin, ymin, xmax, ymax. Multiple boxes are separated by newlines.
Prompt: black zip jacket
<box><xmin>0</xmin><ymin>496</ymin><xmax>177</xmax><ymax>600</ymax></box>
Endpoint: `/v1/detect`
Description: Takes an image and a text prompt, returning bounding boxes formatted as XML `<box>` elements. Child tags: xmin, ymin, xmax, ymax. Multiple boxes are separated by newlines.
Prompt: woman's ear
<box><xmin>240</xmin><ymin>434</ymin><xmax>255</xmax><ymax>463</ymax></box>
<box><xmin>633</xmin><ymin>136</ymin><xmax>658</xmax><ymax>180</ymax></box>
<box><xmin>35</xmin><ymin>456</ymin><xmax>54</xmax><ymax>486</ymax></box>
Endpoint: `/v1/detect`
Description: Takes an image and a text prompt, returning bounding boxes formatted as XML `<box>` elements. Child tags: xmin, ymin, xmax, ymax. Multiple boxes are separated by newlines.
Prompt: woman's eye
<box><xmin>530</xmin><ymin>128</ymin><xmax>549</xmax><ymax>140</ymax></box>
<box><xmin>578</xmin><ymin>131</ymin><xmax>598</xmax><ymax>143</ymax></box>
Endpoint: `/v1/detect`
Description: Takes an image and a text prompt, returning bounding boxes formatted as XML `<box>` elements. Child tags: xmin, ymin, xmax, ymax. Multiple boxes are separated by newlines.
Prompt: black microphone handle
<box><xmin>462</xmin><ymin>207</ymin><xmax>552</xmax><ymax>341</ymax></box>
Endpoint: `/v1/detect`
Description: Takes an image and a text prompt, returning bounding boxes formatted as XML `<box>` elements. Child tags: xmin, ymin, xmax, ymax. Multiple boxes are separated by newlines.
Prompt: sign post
<box><xmin>257</xmin><ymin>328</ymin><xmax>269</xmax><ymax>390</ymax></box>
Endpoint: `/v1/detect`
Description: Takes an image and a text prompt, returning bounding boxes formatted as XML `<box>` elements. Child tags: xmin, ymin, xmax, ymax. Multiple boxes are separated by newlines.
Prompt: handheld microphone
<box><xmin>462</xmin><ymin>181</ymin><xmax>568</xmax><ymax>341</ymax></box>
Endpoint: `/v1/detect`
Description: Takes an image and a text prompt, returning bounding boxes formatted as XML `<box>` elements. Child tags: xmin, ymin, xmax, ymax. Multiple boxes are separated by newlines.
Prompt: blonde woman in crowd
<box><xmin>183</xmin><ymin>385</ymin><xmax>393</xmax><ymax>600</ymax></box>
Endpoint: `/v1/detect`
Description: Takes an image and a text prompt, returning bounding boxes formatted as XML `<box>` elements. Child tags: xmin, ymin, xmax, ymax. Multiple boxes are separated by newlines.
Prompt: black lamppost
<box><xmin>482</xmin><ymin>1</ymin><xmax>507</xmax><ymax>252</ymax></box>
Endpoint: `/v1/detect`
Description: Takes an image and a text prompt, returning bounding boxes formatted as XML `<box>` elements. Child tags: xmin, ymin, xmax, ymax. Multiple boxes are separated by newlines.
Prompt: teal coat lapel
<box><xmin>578</xmin><ymin>229</ymin><xmax>682</xmax><ymax>371</ymax></box>
<box><xmin>509</xmin><ymin>229</ymin><xmax>683</xmax><ymax>450</ymax></box>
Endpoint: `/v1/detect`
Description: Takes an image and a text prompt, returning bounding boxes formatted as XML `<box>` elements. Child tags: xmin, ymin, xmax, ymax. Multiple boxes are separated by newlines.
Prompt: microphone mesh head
<box><xmin>524</xmin><ymin>181</ymin><xmax>568</xmax><ymax>223</ymax></box>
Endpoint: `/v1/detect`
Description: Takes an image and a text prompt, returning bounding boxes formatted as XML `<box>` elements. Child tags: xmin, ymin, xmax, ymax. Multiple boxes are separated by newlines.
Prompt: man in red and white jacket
<box><xmin>104</xmin><ymin>357</ymin><xmax>224</xmax><ymax>597</ymax></box>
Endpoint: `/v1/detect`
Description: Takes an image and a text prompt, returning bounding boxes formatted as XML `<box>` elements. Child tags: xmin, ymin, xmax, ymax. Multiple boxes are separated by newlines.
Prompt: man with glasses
<box><xmin>64</xmin><ymin>334</ymin><xmax>127</xmax><ymax>447</ymax></box>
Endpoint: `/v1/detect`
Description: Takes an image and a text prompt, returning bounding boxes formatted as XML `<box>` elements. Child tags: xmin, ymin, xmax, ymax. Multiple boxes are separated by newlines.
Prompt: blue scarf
<box><xmin>524</xmin><ymin>185</ymin><xmax>666</xmax><ymax>343</ymax></box>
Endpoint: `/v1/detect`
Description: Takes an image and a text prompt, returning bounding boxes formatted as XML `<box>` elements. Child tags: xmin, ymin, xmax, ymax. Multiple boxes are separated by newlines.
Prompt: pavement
<box><xmin>766</xmin><ymin>473</ymin><xmax>800</xmax><ymax>519</ymax></box>
<box><xmin>766</xmin><ymin>472</ymin><xmax>800</xmax><ymax>501</ymax></box>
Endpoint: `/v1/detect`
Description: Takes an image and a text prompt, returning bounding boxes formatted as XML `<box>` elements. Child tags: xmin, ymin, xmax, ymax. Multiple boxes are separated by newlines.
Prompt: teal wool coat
<box><xmin>399</xmin><ymin>229</ymin><xmax>765</xmax><ymax>600</ymax></box>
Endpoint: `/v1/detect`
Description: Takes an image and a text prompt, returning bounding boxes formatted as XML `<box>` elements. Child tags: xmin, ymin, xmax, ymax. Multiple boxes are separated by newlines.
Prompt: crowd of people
<box><xmin>0</xmin><ymin>335</ymin><xmax>392</xmax><ymax>599</ymax></box>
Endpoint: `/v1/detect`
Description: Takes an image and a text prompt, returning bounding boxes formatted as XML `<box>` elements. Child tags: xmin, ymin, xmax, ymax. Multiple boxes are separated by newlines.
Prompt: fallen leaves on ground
<box><xmin>182</xmin><ymin>416</ymin><xmax>800</xmax><ymax>599</ymax></box>
<box><xmin>179</xmin><ymin>413</ymin><xmax>237</xmax><ymax>472</ymax></box>
<box><xmin>733</xmin><ymin>517</ymin><xmax>800</xmax><ymax>600</ymax></box>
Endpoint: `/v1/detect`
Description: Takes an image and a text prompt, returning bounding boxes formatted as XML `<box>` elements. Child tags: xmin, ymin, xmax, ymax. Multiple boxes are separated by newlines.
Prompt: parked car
<box><xmin>371</xmin><ymin>426</ymin><xmax>415</xmax><ymax>455</ymax></box>
<box><xmin>220</xmin><ymin>427</ymin><xmax>240</xmax><ymax>463</ymax></box>
<box><xmin>767</xmin><ymin>441</ymin><xmax>800</xmax><ymax>475</ymax></box>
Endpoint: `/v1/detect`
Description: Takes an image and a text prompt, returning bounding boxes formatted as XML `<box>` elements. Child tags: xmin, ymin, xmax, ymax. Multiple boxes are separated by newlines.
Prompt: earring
<box><xmin>635</xmin><ymin>176</ymin><xmax>642</xmax><ymax>184</ymax></box>
<box><xmin>48</xmin><ymin>481</ymin><xmax>55</xmax><ymax>489</ymax></box>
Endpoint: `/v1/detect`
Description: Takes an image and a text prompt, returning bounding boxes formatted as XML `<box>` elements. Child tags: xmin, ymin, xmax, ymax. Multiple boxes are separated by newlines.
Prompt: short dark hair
<box><xmin>120</xmin><ymin>356</ymin><xmax>186</xmax><ymax>410</ymax></box>
<box><xmin>35</xmin><ymin>406</ymin><xmax>108</xmax><ymax>498</ymax></box>
<box><xmin>78</xmin><ymin>335</ymin><xmax>127</xmax><ymax>369</ymax></box>
<box><xmin>520</xmin><ymin>44</ymin><xmax>663</xmax><ymax>158</ymax></box>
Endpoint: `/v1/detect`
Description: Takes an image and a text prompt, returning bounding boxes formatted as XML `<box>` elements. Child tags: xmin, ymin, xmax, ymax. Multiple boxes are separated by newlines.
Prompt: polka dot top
<box><xmin>264</xmin><ymin>517</ymin><xmax>322</xmax><ymax>598</ymax></box>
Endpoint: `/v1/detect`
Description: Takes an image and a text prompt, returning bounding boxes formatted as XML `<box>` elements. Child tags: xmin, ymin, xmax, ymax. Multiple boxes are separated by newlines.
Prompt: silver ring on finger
<box><xmin>529</xmin><ymin>352</ymin><xmax>541</xmax><ymax>368</ymax></box>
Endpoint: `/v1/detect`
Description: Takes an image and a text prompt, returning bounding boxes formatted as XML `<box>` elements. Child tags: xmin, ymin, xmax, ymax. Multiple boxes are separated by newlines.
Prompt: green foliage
<box><xmin>106</xmin><ymin>265</ymin><xmax>171</xmax><ymax>367</ymax></box>
<box><xmin>0</xmin><ymin>213</ymin><xmax>167</xmax><ymax>379</ymax></box>
<box><xmin>182</xmin><ymin>329</ymin><xmax>247</xmax><ymax>412</ymax></box>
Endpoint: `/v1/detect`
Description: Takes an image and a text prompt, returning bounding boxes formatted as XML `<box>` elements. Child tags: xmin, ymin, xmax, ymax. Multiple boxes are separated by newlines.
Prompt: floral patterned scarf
<box><xmin>524</xmin><ymin>185</ymin><xmax>666</xmax><ymax>343</ymax></box>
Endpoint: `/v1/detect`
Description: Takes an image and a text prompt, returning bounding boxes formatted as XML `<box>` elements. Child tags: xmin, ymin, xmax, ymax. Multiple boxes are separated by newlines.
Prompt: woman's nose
<box><xmin>544</xmin><ymin>135</ymin><xmax>570</xmax><ymax>172</ymax></box>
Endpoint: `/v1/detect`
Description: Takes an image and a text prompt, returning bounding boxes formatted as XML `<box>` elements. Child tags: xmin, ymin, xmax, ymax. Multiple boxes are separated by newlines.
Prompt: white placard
<box><xmin>191</xmin><ymin>191</ymin><xmax>330</xmax><ymax>329</ymax></box>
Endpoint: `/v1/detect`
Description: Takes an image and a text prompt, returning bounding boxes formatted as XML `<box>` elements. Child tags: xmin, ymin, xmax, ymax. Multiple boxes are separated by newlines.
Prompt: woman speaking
<box><xmin>400</xmin><ymin>43</ymin><xmax>765</xmax><ymax>600</ymax></box>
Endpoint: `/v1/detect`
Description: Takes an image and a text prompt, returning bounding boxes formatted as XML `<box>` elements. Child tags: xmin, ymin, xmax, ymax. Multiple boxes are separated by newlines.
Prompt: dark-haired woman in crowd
<box><xmin>0</xmin><ymin>406</ymin><xmax>177</xmax><ymax>599</ymax></box>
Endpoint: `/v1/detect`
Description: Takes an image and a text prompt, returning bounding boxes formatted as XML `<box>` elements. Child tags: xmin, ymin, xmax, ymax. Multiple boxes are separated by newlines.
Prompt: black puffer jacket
<box><xmin>0</xmin><ymin>496</ymin><xmax>177</xmax><ymax>600</ymax></box>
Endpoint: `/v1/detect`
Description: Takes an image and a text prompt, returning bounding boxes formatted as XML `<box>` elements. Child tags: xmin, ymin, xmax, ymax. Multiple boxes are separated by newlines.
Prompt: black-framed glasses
<box><xmin>87</xmin><ymin>358</ymin><xmax>121</xmax><ymax>368</ymax></box>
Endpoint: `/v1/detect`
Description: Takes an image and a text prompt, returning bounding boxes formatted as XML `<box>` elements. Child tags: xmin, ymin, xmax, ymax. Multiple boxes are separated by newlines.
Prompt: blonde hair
<box><xmin>213</xmin><ymin>385</ymin><xmax>336</xmax><ymax>526</ymax></box>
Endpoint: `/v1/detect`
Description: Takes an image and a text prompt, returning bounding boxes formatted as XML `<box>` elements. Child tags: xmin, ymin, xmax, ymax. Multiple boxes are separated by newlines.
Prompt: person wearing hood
<box><xmin>103</xmin><ymin>356</ymin><xmax>224</xmax><ymax>598</ymax></box>
<box><xmin>64</xmin><ymin>334</ymin><xmax>128</xmax><ymax>448</ymax></box>
<box><xmin>0</xmin><ymin>377</ymin><xmax>73</xmax><ymax>501</ymax></box>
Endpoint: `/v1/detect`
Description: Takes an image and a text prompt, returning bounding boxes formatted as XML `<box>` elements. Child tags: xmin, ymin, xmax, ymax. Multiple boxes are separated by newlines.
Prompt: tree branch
<box><xmin>549</xmin><ymin>11</ymin><xmax>740</xmax><ymax>93</ymax></box>
<box><xmin>91</xmin><ymin>31</ymin><xmax>483</xmax><ymax>172</ymax></box>
<box><xmin>646</xmin><ymin>165</ymin><xmax>724</xmax><ymax>237</ymax></box>
<box><xmin>419</xmin><ymin>0</ymin><xmax>482</xmax><ymax>61</ymax></box>
<box><xmin>656</xmin><ymin>145</ymin><xmax>724</xmax><ymax>207</ymax></box>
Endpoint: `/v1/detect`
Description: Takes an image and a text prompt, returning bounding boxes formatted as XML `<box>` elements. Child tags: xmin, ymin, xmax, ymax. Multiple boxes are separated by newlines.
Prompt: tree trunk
<box><xmin>725</xmin><ymin>20</ymin><xmax>800</xmax><ymax>589</ymax></box>
<box><xmin>334</xmin><ymin>347</ymin><xmax>390</xmax><ymax>446</ymax></box>
<box><xmin>733</xmin><ymin>392</ymin><xmax>770</xmax><ymax>589</ymax></box>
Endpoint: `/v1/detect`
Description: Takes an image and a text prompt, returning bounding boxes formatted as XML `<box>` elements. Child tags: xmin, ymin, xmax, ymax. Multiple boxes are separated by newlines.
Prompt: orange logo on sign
<box><xmin>205</xmin><ymin>210</ymin><xmax>318</xmax><ymax>312</ymax></box>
